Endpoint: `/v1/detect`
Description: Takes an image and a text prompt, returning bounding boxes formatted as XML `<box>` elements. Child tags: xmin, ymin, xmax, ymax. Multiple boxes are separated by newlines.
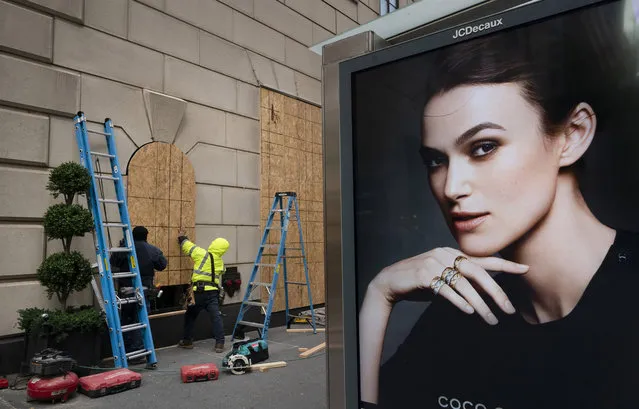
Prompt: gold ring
<box><xmin>429</xmin><ymin>276</ymin><xmax>445</xmax><ymax>295</ymax></box>
<box><xmin>441</xmin><ymin>267</ymin><xmax>457</xmax><ymax>284</ymax></box>
<box><xmin>449</xmin><ymin>272</ymin><xmax>462</xmax><ymax>289</ymax></box>
<box><xmin>454</xmin><ymin>256</ymin><xmax>467</xmax><ymax>271</ymax></box>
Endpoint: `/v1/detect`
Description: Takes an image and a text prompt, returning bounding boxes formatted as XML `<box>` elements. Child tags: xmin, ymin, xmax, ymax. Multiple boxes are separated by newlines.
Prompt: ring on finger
<box><xmin>441</xmin><ymin>267</ymin><xmax>457</xmax><ymax>284</ymax></box>
<box><xmin>429</xmin><ymin>276</ymin><xmax>445</xmax><ymax>295</ymax></box>
<box><xmin>448</xmin><ymin>272</ymin><xmax>462</xmax><ymax>289</ymax></box>
<box><xmin>453</xmin><ymin>256</ymin><xmax>467</xmax><ymax>271</ymax></box>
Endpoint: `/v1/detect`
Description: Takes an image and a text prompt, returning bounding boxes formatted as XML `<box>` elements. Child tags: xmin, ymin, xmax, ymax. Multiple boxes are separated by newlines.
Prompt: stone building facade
<box><xmin>0</xmin><ymin>0</ymin><xmax>381</xmax><ymax>340</ymax></box>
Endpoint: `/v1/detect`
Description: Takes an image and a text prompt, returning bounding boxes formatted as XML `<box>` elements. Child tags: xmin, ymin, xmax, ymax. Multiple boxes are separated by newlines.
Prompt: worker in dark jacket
<box><xmin>110</xmin><ymin>226</ymin><xmax>167</xmax><ymax>361</ymax></box>
<box><xmin>176</xmin><ymin>229</ymin><xmax>230</xmax><ymax>353</ymax></box>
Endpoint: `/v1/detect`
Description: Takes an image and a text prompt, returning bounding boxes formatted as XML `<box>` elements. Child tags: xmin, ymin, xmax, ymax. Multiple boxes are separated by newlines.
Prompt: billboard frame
<box><xmin>321</xmin><ymin>0</ymin><xmax>614</xmax><ymax>408</ymax></box>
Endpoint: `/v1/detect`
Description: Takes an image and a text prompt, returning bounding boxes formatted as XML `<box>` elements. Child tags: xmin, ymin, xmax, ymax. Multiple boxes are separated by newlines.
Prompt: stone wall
<box><xmin>0</xmin><ymin>0</ymin><xmax>378</xmax><ymax>337</ymax></box>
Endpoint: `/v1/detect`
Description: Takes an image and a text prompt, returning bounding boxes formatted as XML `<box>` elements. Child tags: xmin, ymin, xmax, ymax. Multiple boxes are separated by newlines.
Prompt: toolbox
<box><xmin>180</xmin><ymin>363</ymin><xmax>219</xmax><ymax>383</ymax></box>
<box><xmin>78</xmin><ymin>368</ymin><xmax>142</xmax><ymax>398</ymax></box>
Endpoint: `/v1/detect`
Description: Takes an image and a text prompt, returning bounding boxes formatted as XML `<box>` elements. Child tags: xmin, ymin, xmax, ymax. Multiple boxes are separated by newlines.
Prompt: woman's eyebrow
<box><xmin>455</xmin><ymin>122</ymin><xmax>505</xmax><ymax>146</ymax></box>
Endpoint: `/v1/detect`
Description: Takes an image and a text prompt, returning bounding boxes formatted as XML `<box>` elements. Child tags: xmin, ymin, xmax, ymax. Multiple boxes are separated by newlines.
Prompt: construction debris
<box><xmin>299</xmin><ymin>342</ymin><xmax>326</xmax><ymax>358</ymax></box>
<box><xmin>300</xmin><ymin>307</ymin><xmax>326</xmax><ymax>326</ymax></box>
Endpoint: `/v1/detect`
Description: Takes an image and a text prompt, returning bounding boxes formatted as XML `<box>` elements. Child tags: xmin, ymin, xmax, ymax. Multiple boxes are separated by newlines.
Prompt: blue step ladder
<box><xmin>231</xmin><ymin>192</ymin><xmax>317</xmax><ymax>341</ymax></box>
<box><xmin>73</xmin><ymin>112</ymin><xmax>157</xmax><ymax>369</ymax></box>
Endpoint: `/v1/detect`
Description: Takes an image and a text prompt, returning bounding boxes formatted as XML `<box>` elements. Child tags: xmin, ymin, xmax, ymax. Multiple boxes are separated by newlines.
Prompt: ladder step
<box><xmin>98</xmin><ymin>198</ymin><xmax>124</xmax><ymax>204</ymax></box>
<box><xmin>121</xmin><ymin>323</ymin><xmax>147</xmax><ymax>333</ymax></box>
<box><xmin>109</xmin><ymin>247</ymin><xmax>131</xmax><ymax>253</ymax></box>
<box><xmin>250</xmin><ymin>282</ymin><xmax>272</xmax><ymax>287</ymax></box>
<box><xmin>112</xmin><ymin>272</ymin><xmax>136</xmax><ymax>279</ymax></box>
<box><xmin>245</xmin><ymin>301</ymin><xmax>268</xmax><ymax>307</ymax></box>
<box><xmin>90</xmin><ymin>151</ymin><xmax>115</xmax><ymax>158</ymax></box>
<box><xmin>286</xmin><ymin>281</ymin><xmax>307</xmax><ymax>286</ymax></box>
<box><xmin>103</xmin><ymin>222</ymin><xmax>127</xmax><ymax>228</ymax></box>
<box><xmin>261</xmin><ymin>244</ymin><xmax>279</xmax><ymax>248</ymax></box>
<box><xmin>95</xmin><ymin>174</ymin><xmax>119</xmax><ymax>181</ymax></box>
<box><xmin>126</xmin><ymin>349</ymin><xmax>152</xmax><ymax>359</ymax></box>
<box><xmin>266</xmin><ymin>226</ymin><xmax>284</xmax><ymax>230</ymax></box>
<box><xmin>257</xmin><ymin>263</ymin><xmax>277</xmax><ymax>268</ymax></box>
<box><xmin>88</xmin><ymin>130</ymin><xmax>110</xmax><ymax>136</ymax></box>
<box><xmin>239</xmin><ymin>320</ymin><xmax>265</xmax><ymax>329</ymax></box>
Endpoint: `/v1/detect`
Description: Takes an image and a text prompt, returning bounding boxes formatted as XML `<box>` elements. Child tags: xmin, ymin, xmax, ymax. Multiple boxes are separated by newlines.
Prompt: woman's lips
<box><xmin>451</xmin><ymin>212</ymin><xmax>489</xmax><ymax>233</ymax></box>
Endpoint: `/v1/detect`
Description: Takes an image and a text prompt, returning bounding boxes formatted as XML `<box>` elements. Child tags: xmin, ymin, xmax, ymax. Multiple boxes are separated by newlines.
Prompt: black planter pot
<box><xmin>53</xmin><ymin>331</ymin><xmax>102</xmax><ymax>376</ymax></box>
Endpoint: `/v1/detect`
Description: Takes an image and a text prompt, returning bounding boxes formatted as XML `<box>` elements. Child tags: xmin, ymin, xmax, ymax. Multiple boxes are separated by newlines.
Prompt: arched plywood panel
<box><xmin>126</xmin><ymin>142</ymin><xmax>196</xmax><ymax>287</ymax></box>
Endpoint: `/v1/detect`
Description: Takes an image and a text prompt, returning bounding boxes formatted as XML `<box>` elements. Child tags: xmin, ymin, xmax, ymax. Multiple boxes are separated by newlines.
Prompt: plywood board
<box><xmin>127</xmin><ymin>142</ymin><xmax>196</xmax><ymax>288</ymax></box>
<box><xmin>259</xmin><ymin>89</ymin><xmax>325</xmax><ymax>311</ymax></box>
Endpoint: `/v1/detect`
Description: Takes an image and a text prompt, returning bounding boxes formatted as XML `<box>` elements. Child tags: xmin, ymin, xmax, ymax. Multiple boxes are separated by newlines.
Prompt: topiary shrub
<box><xmin>36</xmin><ymin>162</ymin><xmax>95</xmax><ymax>310</ymax></box>
<box><xmin>37</xmin><ymin>251</ymin><xmax>93</xmax><ymax>310</ymax></box>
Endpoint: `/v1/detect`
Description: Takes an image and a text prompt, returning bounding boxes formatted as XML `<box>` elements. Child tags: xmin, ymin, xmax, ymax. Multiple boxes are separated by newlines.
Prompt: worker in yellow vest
<box><xmin>176</xmin><ymin>229</ymin><xmax>230</xmax><ymax>353</ymax></box>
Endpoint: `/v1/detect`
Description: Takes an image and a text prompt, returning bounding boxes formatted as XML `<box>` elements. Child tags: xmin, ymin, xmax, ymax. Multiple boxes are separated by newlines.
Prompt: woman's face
<box><xmin>422</xmin><ymin>83</ymin><xmax>563</xmax><ymax>257</ymax></box>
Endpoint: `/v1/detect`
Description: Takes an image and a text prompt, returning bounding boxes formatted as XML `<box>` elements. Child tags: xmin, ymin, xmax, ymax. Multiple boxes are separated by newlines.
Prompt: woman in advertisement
<box><xmin>358</xmin><ymin>3</ymin><xmax>639</xmax><ymax>409</ymax></box>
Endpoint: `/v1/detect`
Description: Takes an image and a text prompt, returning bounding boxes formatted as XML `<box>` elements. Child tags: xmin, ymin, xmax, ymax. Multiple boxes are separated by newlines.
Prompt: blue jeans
<box><xmin>183</xmin><ymin>290</ymin><xmax>225</xmax><ymax>344</ymax></box>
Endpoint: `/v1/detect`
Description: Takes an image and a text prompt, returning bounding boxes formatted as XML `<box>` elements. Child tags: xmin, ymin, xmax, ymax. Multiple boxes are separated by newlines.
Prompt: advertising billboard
<box><xmin>333</xmin><ymin>0</ymin><xmax>639</xmax><ymax>408</ymax></box>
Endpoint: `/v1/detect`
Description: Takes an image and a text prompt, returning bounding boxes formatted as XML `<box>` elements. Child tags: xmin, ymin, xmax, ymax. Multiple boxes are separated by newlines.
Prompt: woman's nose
<box><xmin>444</xmin><ymin>160</ymin><xmax>472</xmax><ymax>201</ymax></box>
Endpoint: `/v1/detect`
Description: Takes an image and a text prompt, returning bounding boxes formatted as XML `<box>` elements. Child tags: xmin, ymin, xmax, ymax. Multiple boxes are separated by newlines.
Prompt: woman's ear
<box><xmin>558</xmin><ymin>102</ymin><xmax>597</xmax><ymax>167</ymax></box>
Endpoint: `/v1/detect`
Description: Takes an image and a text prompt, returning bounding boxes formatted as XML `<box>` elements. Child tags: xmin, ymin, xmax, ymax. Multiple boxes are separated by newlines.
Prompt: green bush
<box><xmin>16</xmin><ymin>306</ymin><xmax>105</xmax><ymax>343</ymax></box>
<box><xmin>46</xmin><ymin>162</ymin><xmax>92</xmax><ymax>205</ymax></box>
<box><xmin>17</xmin><ymin>161</ymin><xmax>100</xmax><ymax>341</ymax></box>
<box><xmin>37</xmin><ymin>252</ymin><xmax>93</xmax><ymax>310</ymax></box>
<box><xmin>43</xmin><ymin>204</ymin><xmax>93</xmax><ymax>252</ymax></box>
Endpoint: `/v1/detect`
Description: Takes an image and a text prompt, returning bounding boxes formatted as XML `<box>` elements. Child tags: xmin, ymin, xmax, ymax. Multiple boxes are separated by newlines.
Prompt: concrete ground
<box><xmin>0</xmin><ymin>327</ymin><xmax>326</xmax><ymax>409</ymax></box>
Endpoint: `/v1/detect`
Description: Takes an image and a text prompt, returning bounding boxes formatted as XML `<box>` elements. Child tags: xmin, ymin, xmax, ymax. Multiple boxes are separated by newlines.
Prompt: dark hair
<box><xmin>422</xmin><ymin>3</ymin><xmax>634</xmax><ymax>137</ymax></box>
<box><xmin>132</xmin><ymin>226</ymin><xmax>148</xmax><ymax>242</ymax></box>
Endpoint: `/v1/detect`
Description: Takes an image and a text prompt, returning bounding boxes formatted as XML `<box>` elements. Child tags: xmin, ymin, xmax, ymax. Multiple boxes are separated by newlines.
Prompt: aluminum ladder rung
<box><xmin>250</xmin><ymin>281</ymin><xmax>272</xmax><ymax>287</ymax></box>
<box><xmin>257</xmin><ymin>263</ymin><xmax>277</xmax><ymax>268</ymax></box>
<box><xmin>90</xmin><ymin>151</ymin><xmax>115</xmax><ymax>158</ymax></box>
<box><xmin>121</xmin><ymin>323</ymin><xmax>147</xmax><ymax>333</ymax></box>
<box><xmin>88</xmin><ymin>130</ymin><xmax>110</xmax><ymax>136</ymax></box>
<box><xmin>95</xmin><ymin>174</ymin><xmax>118</xmax><ymax>180</ymax></box>
<box><xmin>261</xmin><ymin>244</ymin><xmax>279</xmax><ymax>248</ymax></box>
<box><xmin>108</xmin><ymin>247</ymin><xmax>130</xmax><ymax>253</ymax></box>
<box><xmin>103</xmin><ymin>222</ymin><xmax>127</xmax><ymax>228</ymax></box>
<box><xmin>98</xmin><ymin>198</ymin><xmax>124</xmax><ymax>204</ymax></box>
<box><xmin>112</xmin><ymin>272</ymin><xmax>136</xmax><ymax>279</ymax></box>
<box><xmin>239</xmin><ymin>320</ymin><xmax>265</xmax><ymax>329</ymax></box>
<box><xmin>286</xmin><ymin>281</ymin><xmax>307</xmax><ymax>286</ymax></box>
<box><xmin>245</xmin><ymin>301</ymin><xmax>268</xmax><ymax>307</ymax></box>
<box><xmin>126</xmin><ymin>349</ymin><xmax>152</xmax><ymax>359</ymax></box>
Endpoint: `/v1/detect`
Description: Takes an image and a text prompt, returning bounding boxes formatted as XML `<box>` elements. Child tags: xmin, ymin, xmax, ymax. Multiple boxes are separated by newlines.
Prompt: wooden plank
<box><xmin>286</xmin><ymin>328</ymin><xmax>325</xmax><ymax>333</ymax></box>
<box><xmin>299</xmin><ymin>342</ymin><xmax>326</xmax><ymax>358</ymax></box>
<box><xmin>251</xmin><ymin>361</ymin><xmax>287</xmax><ymax>372</ymax></box>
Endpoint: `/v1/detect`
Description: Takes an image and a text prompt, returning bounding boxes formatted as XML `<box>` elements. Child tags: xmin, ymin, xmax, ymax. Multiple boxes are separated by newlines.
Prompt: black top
<box><xmin>110</xmin><ymin>239</ymin><xmax>167</xmax><ymax>286</ymax></box>
<box><xmin>366</xmin><ymin>230</ymin><xmax>639</xmax><ymax>409</ymax></box>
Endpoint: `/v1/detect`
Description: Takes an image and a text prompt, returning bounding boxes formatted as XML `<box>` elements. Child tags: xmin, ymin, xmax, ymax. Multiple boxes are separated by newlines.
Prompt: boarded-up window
<box><xmin>126</xmin><ymin>142</ymin><xmax>196</xmax><ymax>287</ymax></box>
<box><xmin>260</xmin><ymin>89</ymin><xmax>325</xmax><ymax>311</ymax></box>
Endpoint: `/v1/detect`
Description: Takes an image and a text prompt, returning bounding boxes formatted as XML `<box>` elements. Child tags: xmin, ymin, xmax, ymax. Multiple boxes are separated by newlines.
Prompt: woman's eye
<box><xmin>426</xmin><ymin>156</ymin><xmax>446</xmax><ymax>168</ymax></box>
<box><xmin>471</xmin><ymin>141</ymin><xmax>498</xmax><ymax>157</ymax></box>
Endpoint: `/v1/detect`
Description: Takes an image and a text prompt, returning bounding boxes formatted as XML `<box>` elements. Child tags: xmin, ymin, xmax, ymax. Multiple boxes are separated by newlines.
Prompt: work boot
<box><xmin>214</xmin><ymin>343</ymin><xmax>225</xmax><ymax>353</ymax></box>
<box><xmin>177</xmin><ymin>339</ymin><xmax>194</xmax><ymax>349</ymax></box>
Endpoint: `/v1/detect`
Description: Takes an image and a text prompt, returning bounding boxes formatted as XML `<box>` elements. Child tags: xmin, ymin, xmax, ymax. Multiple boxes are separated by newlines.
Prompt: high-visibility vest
<box><xmin>181</xmin><ymin>239</ymin><xmax>221</xmax><ymax>292</ymax></box>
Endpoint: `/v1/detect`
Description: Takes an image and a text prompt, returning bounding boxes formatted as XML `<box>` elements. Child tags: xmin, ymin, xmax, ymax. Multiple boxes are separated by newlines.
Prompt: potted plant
<box><xmin>16</xmin><ymin>162</ymin><xmax>106</xmax><ymax>372</ymax></box>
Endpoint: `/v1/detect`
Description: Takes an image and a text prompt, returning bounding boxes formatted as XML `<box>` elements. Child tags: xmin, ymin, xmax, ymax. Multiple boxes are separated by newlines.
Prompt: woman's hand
<box><xmin>358</xmin><ymin>248</ymin><xmax>529</xmax><ymax>404</ymax></box>
<box><xmin>368</xmin><ymin>247</ymin><xmax>529</xmax><ymax>325</ymax></box>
